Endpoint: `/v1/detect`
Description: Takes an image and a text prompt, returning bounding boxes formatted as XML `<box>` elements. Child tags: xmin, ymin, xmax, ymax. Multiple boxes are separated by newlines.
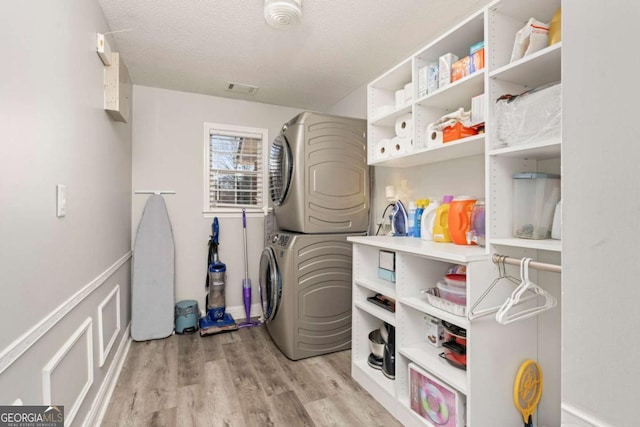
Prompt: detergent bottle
<box><xmin>414</xmin><ymin>200</ymin><xmax>425</xmax><ymax>238</ymax></box>
<box><xmin>420</xmin><ymin>198</ymin><xmax>440</xmax><ymax>241</ymax></box>
<box><xmin>407</xmin><ymin>201</ymin><xmax>417</xmax><ymax>237</ymax></box>
<box><xmin>449</xmin><ymin>196</ymin><xmax>477</xmax><ymax>245</ymax></box>
<box><xmin>433</xmin><ymin>195</ymin><xmax>454</xmax><ymax>243</ymax></box>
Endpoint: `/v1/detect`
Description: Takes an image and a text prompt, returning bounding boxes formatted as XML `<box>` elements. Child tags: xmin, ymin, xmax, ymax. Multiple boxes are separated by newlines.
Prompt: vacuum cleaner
<box><xmin>200</xmin><ymin>217</ymin><xmax>238</xmax><ymax>336</ymax></box>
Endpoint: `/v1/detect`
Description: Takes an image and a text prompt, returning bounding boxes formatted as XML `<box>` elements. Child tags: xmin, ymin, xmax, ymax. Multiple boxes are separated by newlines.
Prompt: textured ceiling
<box><xmin>98</xmin><ymin>0</ymin><xmax>492</xmax><ymax>111</ymax></box>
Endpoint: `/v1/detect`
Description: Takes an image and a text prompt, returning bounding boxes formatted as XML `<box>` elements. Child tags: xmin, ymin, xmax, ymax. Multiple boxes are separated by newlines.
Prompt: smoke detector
<box><xmin>264</xmin><ymin>0</ymin><xmax>302</xmax><ymax>29</ymax></box>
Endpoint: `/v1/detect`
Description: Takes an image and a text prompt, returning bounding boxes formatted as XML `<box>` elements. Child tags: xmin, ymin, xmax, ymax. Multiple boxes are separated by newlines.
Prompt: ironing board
<box><xmin>131</xmin><ymin>195</ymin><xmax>175</xmax><ymax>341</ymax></box>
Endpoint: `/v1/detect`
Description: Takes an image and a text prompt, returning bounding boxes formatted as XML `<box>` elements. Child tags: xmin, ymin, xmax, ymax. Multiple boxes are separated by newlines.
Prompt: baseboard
<box><xmin>216</xmin><ymin>302</ymin><xmax>263</xmax><ymax>323</ymax></box>
<box><xmin>82</xmin><ymin>323</ymin><xmax>132</xmax><ymax>427</ymax></box>
<box><xmin>561</xmin><ymin>402</ymin><xmax>614</xmax><ymax>427</ymax></box>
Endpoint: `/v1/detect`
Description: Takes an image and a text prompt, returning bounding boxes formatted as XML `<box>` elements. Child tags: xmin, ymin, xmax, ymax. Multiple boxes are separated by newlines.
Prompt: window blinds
<box><xmin>208</xmin><ymin>131</ymin><xmax>263</xmax><ymax>209</ymax></box>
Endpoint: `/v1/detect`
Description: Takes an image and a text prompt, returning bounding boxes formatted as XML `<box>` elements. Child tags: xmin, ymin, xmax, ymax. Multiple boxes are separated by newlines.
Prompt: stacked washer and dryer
<box><xmin>259</xmin><ymin>112</ymin><xmax>369</xmax><ymax>360</ymax></box>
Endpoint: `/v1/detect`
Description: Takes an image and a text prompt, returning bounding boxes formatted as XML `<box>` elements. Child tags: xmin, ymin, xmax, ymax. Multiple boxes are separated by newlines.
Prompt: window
<box><xmin>203</xmin><ymin>123</ymin><xmax>268</xmax><ymax>214</ymax></box>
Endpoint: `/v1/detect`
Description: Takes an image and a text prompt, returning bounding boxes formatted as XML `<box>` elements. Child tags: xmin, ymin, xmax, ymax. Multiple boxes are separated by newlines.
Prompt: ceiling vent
<box><xmin>264</xmin><ymin>0</ymin><xmax>302</xmax><ymax>30</ymax></box>
<box><xmin>226</xmin><ymin>82</ymin><xmax>259</xmax><ymax>96</ymax></box>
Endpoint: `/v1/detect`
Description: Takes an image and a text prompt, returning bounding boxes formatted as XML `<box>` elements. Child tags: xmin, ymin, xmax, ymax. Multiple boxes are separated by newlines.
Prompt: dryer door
<box><xmin>259</xmin><ymin>246</ymin><xmax>282</xmax><ymax>322</ymax></box>
<box><xmin>268</xmin><ymin>133</ymin><xmax>292</xmax><ymax>206</ymax></box>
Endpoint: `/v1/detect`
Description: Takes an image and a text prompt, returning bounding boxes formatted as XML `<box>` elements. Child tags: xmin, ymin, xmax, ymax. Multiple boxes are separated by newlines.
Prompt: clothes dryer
<box><xmin>269</xmin><ymin>112</ymin><xmax>368</xmax><ymax>234</ymax></box>
<box><xmin>259</xmin><ymin>231</ymin><xmax>359</xmax><ymax>360</ymax></box>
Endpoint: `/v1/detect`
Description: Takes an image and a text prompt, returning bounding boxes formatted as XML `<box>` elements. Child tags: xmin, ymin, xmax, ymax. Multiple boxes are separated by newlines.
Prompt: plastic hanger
<box><xmin>467</xmin><ymin>255</ymin><xmax>537</xmax><ymax>321</ymax></box>
<box><xmin>495</xmin><ymin>258</ymin><xmax>557</xmax><ymax>325</ymax></box>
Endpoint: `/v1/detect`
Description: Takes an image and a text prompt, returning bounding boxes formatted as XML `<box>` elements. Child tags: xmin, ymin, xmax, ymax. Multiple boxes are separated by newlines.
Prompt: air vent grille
<box><xmin>226</xmin><ymin>82</ymin><xmax>259</xmax><ymax>95</ymax></box>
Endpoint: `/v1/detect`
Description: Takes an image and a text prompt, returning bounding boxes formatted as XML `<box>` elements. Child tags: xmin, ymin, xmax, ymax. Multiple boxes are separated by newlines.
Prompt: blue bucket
<box><xmin>175</xmin><ymin>300</ymin><xmax>199</xmax><ymax>334</ymax></box>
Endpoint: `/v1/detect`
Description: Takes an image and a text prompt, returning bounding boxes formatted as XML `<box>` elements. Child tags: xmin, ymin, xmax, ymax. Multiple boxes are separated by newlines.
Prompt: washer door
<box><xmin>268</xmin><ymin>133</ymin><xmax>292</xmax><ymax>206</ymax></box>
<box><xmin>259</xmin><ymin>246</ymin><xmax>282</xmax><ymax>322</ymax></box>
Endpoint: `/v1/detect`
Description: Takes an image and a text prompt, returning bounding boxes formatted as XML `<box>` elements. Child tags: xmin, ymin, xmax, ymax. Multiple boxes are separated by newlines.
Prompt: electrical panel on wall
<box><xmin>104</xmin><ymin>52</ymin><xmax>132</xmax><ymax>123</ymax></box>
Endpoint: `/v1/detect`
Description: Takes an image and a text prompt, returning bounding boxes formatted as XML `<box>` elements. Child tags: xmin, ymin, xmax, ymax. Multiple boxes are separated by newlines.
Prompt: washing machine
<box><xmin>259</xmin><ymin>231</ymin><xmax>360</xmax><ymax>360</ymax></box>
<box><xmin>269</xmin><ymin>112</ymin><xmax>369</xmax><ymax>234</ymax></box>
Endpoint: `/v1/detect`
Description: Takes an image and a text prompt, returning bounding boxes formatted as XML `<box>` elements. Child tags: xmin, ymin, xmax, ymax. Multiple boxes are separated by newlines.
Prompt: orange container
<box><xmin>448</xmin><ymin>196</ymin><xmax>477</xmax><ymax>245</ymax></box>
<box><xmin>443</xmin><ymin>122</ymin><xmax>479</xmax><ymax>143</ymax></box>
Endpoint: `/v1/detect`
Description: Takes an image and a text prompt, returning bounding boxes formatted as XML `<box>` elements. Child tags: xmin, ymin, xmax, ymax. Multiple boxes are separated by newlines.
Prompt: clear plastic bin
<box><xmin>513</xmin><ymin>172</ymin><xmax>561</xmax><ymax>239</ymax></box>
<box><xmin>494</xmin><ymin>82</ymin><xmax>561</xmax><ymax>148</ymax></box>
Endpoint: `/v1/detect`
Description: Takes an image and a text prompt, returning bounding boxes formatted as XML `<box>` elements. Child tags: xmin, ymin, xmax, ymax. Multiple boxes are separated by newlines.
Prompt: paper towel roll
<box><xmin>426</xmin><ymin>128</ymin><xmax>443</xmax><ymax>146</ymax></box>
<box><xmin>395</xmin><ymin>114</ymin><xmax>413</xmax><ymax>138</ymax></box>
<box><xmin>391</xmin><ymin>137</ymin><xmax>408</xmax><ymax>156</ymax></box>
<box><xmin>404</xmin><ymin>82</ymin><xmax>414</xmax><ymax>103</ymax></box>
<box><xmin>395</xmin><ymin>89</ymin><xmax>405</xmax><ymax>109</ymax></box>
<box><xmin>377</xmin><ymin>139</ymin><xmax>391</xmax><ymax>160</ymax></box>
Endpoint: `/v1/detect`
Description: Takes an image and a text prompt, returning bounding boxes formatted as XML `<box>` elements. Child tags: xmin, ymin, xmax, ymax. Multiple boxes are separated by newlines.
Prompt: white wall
<box><xmin>327</xmin><ymin>84</ymin><xmax>367</xmax><ymax>119</ymax></box>
<box><xmin>562</xmin><ymin>1</ymin><xmax>640</xmax><ymax>426</ymax></box>
<box><xmin>0</xmin><ymin>0</ymin><xmax>132</xmax><ymax>425</ymax></box>
<box><xmin>132</xmin><ymin>86</ymin><xmax>301</xmax><ymax>317</ymax></box>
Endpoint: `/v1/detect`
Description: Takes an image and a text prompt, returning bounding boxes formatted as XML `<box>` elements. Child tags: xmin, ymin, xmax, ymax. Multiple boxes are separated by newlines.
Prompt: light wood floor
<box><xmin>102</xmin><ymin>325</ymin><xmax>401</xmax><ymax>427</ymax></box>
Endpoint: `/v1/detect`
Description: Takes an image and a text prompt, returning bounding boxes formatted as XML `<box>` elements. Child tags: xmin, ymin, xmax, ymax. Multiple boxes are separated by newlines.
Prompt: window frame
<box><xmin>203</xmin><ymin>122</ymin><xmax>269</xmax><ymax>217</ymax></box>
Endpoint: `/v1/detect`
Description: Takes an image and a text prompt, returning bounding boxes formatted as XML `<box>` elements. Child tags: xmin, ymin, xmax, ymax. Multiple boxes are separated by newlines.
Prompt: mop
<box><xmin>199</xmin><ymin>217</ymin><xmax>238</xmax><ymax>336</ymax></box>
<box><xmin>238</xmin><ymin>209</ymin><xmax>260</xmax><ymax>328</ymax></box>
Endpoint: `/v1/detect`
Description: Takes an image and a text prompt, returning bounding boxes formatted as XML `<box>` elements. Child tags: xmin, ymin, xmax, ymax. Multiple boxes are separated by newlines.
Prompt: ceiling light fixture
<box><xmin>264</xmin><ymin>0</ymin><xmax>302</xmax><ymax>30</ymax></box>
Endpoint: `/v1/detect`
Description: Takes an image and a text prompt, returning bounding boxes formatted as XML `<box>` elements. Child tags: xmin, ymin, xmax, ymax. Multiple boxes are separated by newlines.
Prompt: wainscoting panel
<box><xmin>42</xmin><ymin>318</ymin><xmax>93</xmax><ymax>426</ymax></box>
<box><xmin>0</xmin><ymin>252</ymin><xmax>131</xmax><ymax>375</ymax></box>
<box><xmin>98</xmin><ymin>285</ymin><xmax>121</xmax><ymax>367</ymax></box>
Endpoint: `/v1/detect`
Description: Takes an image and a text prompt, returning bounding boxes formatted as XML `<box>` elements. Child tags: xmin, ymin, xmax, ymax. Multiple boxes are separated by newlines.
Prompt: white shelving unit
<box><xmin>349</xmin><ymin>237</ymin><xmax>539</xmax><ymax>426</ymax></box>
<box><xmin>486</xmin><ymin>4</ymin><xmax>562</xmax><ymax>425</ymax></box>
<box><xmin>367</xmin><ymin>8</ymin><xmax>486</xmax><ymax>168</ymax></box>
<box><xmin>352</xmin><ymin>1</ymin><xmax>563</xmax><ymax>426</ymax></box>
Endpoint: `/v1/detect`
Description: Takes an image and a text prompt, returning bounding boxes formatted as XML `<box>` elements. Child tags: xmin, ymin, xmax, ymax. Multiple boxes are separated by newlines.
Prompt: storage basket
<box><xmin>423</xmin><ymin>288</ymin><xmax>466</xmax><ymax>317</ymax></box>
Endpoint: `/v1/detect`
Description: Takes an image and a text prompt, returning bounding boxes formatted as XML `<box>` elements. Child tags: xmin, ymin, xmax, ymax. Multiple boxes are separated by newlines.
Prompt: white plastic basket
<box><xmin>423</xmin><ymin>287</ymin><xmax>466</xmax><ymax>317</ymax></box>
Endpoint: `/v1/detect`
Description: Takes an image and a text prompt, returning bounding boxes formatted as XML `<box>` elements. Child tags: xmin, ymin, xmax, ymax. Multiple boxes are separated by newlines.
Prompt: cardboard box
<box><xmin>424</xmin><ymin>315</ymin><xmax>445</xmax><ymax>347</ymax></box>
<box><xmin>470</xmin><ymin>48</ymin><xmax>485</xmax><ymax>73</ymax></box>
<box><xmin>471</xmin><ymin>93</ymin><xmax>485</xmax><ymax>126</ymax></box>
<box><xmin>451</xmin><ymin>56</ymin><xmax>470</xmax><ymax>83</ymax></box>
<box><xmin>438</xmin><ymin>53</ymin><xmax>458</xmax><ymax>88</ymax></box>
<box><xmin>418</xmin><ymin>65</ymin><xmax>429</xmax><ymax>98</ymax></box>
<box><xmin>427</xmin><ymin>62</ymin><xmax>439</xmax><ymax>94</ymax></box>
<box><xmin>378</xmin><ymin>250</ymin><xmax>396</xmax><ymax>283</ymax></box>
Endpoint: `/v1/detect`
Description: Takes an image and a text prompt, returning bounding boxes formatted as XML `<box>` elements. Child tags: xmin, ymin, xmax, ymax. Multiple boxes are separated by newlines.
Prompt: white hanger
<box><xmin>495</xmin><ymin>258</ymin><xmax>557</xmax><ymax>325</ymax></box>
<box><xmin>468</xmin><ymin>255</ymin><xmax>538</xmax><ymax>321</ymax></box>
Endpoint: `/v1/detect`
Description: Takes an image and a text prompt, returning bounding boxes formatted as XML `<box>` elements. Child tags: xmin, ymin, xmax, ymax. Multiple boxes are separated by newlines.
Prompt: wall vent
<box><xmin>226</xmin><ymin>82</ymin><xmax>259</xmax><ymax>95</ymax></box>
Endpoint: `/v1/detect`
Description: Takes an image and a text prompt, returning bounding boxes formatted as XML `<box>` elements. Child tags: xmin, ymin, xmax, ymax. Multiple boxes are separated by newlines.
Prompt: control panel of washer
<box><xmin>271</xmin><ymin>233</ymin><xmax>291</xmax><ymax>247</ymax></box>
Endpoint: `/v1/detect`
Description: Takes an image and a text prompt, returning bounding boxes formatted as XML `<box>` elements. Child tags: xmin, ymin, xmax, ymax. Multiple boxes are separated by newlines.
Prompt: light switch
<box><xmin>56</xmin><ymin>184</ymin><xmax>66</xmax><ymax>217</ymax></box>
